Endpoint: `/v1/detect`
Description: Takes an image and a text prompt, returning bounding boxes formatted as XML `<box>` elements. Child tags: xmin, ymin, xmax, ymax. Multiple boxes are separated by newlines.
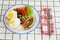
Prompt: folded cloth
<box><xmin>41</xmin><ymin>8</ymin><xmax>54</xmax><ymax>35</ymax></box>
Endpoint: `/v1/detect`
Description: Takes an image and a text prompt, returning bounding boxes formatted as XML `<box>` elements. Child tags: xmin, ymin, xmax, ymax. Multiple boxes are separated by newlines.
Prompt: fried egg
<box><xmin>9</xmin><ymin>18</ymin><xmax>20</xmax><ymax>28</ymax></box>
<box><xmin>7</xmin><ymin>11</ymin><xmax>17</xmax><ymax>19</ymax></box>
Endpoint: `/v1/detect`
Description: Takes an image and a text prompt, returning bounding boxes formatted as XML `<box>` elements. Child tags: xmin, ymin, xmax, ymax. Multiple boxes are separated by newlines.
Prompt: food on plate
<box><xmin>14</xmin><ymin>6</ymin><xmax>33</xmax><ymax>19</ymax></box>
<box><xmin>24</xmin><ymin>6</ymin><xmax>34</xmax><ymax>19</ymax></box>
<box><xmin>7</xmin><ymin>11</ymin><xmax>17</xmax><ymax>19</ymax></box>
<box><xmin>14</xmin><ymin>7</ymin><xmax>28</xmax><ymax>16</ymax></box>
<box><xmin>22</xmin><ymin>16</ymin><xmax>33</xmax><ymax>29</ymax></box>
<box><xmin>5</xmin><ymin>5</ymin><xmax>34</xmax><ymax>30</ymax></box>
<box><xmin>5</xmin><ymin>17</ymin><xmax>9</xmax><ymax>24</ymax></box>
<box><xmin>9</xmin><ymin>18</ymin><xmax>20</xmax><ymax>28</ymax></box>
<box><xmin>14</xmin><ymin>6</ymin><xmax>34</xmax><ymax>29</ymax></box>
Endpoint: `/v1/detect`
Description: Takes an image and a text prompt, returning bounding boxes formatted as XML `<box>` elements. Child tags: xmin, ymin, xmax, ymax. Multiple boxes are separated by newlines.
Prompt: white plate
<box><xmin>3</xmin><ymin>4</ymin><xmax>40</xmax><ymax>34</ymax></box>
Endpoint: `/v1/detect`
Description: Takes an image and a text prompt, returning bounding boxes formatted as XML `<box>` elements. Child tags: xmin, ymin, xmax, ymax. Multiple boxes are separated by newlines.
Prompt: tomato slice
<box><xmin>22</xmin><ymin>8</ymin><xmax>28</xmax><ymax>16</ymax></box>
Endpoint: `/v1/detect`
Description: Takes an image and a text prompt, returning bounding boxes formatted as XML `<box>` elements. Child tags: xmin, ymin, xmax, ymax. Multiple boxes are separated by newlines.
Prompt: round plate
<box><xmin>3</xmin><ymin>4</ymin><xmax>40</xmax><ymax>34</ymax></box>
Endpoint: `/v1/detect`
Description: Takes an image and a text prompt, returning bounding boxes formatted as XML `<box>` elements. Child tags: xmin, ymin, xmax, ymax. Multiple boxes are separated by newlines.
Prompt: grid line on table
<box><xmin>0</xmin><ymin>4</ymin><xmax>60</xmax><ymax>7</ymax></box>
<box><xmin>53</xmin><ymin>0</ymin><xmax>57</xmax><ymax>40</ymax></box>
<box><xmin>0</xmin><ymin>33</ymin><xmax>60</xmax><ymax>35</ymax></box>
<box><xmin>0</xmin><ymin>0</ymin><xmax>4</xmax><ymax>22</ymax></box>
<box><xmin>0</xmin><ymin>0</ymin><xmax>59</xmax><ymax>1</ymax></box>
<box><xmin>40</xmin><ymin>0</ymin><xmax>43</xmax><ymax>40</ymax></box>
<box><xmin>1</xmin><ymin>0</ymin><xmax>59</xmax><ymax>2</ymax></box>
<box><xmin>1</xmin><ymin>0</ymin><xmax>6</xmax><ymax>40</ymax></box>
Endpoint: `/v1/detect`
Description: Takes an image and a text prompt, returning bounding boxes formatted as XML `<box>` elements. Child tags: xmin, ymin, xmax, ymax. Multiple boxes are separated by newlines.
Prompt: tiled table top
<box><xmin>0</xmin><ymin>0</ymin><xmax>60</xmax><ymax>40</ymax></box>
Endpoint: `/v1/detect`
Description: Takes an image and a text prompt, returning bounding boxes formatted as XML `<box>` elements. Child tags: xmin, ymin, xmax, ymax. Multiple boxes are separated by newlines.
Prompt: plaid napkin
<box><xmin>41</xmin><ymin>8</ymin><xmax>54</xmax><ymax>35</ymax></box>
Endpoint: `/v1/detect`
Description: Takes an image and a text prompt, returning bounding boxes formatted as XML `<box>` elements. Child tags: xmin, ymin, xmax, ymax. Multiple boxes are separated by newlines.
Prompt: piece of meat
<box><xmin>14</xmin><ymin>7</ymin><xmax>28</xmax><ymax>16</ymax></box>
<box><xmin>22</xmin><ymin>16</ymin><xmax>33</xmax><ymax>29</ymax></box>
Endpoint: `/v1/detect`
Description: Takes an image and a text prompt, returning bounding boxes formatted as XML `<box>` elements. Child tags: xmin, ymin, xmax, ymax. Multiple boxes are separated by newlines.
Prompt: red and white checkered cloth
<box><xmin>41</xmin><ymin>8</ymin><xmax>54</xmax><ymax>35</ymax></box>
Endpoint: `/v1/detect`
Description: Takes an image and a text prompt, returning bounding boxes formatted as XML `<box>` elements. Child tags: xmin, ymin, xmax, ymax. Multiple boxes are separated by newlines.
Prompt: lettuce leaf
<box><xmin>24</xmin><ymin>6</ymin><xmax>34</xmax><ymax>19</ymax></box>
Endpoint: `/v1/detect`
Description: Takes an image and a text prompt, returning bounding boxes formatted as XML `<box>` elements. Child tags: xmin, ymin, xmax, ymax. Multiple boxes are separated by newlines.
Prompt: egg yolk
<box><xmin>9</xmin><ymin>20</ymin><xmax>15</xmax><ymax>25</ymax></box>
<box><xmin>8</xmin><ymin>12</ymin><xmax>14</xmax><ymax>19</ymax></box>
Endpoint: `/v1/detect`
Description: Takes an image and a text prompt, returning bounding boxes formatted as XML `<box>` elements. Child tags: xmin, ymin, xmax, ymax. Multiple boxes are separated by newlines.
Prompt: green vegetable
<box><xmin>24</xmin><ymin>6</ymin><xmax>34</xmax><ymax>19</ymax></box>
